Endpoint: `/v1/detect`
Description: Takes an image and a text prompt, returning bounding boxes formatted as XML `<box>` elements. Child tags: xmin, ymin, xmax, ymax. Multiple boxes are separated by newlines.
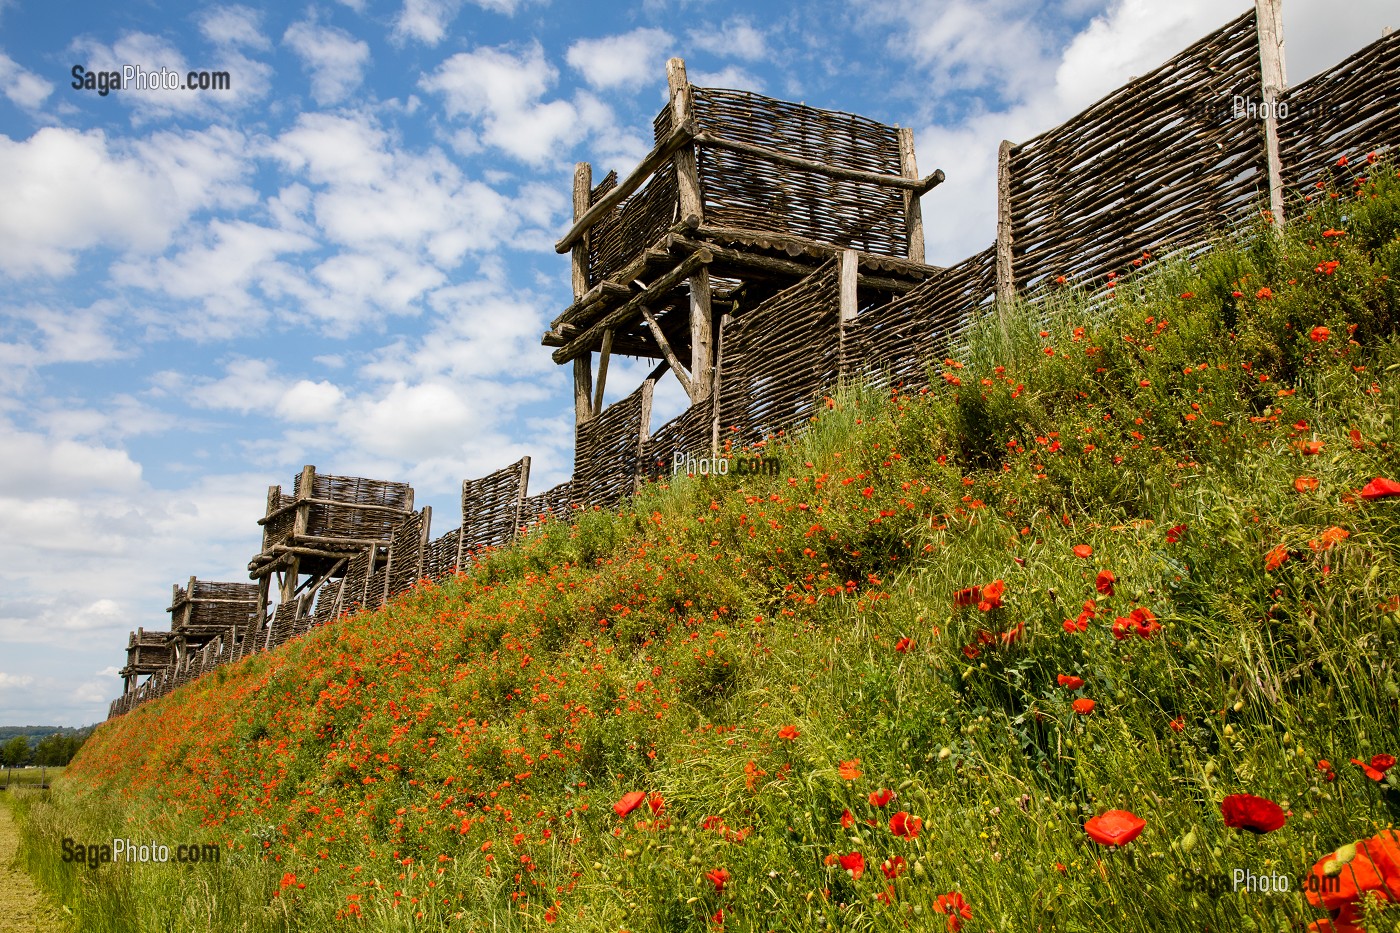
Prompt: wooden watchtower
<box><xmin>544</xmin><ymin>58</ymin><xmax>945</xmax><ymax>431</ymax></box>
<box><xmin>121</xmin><ymin>628</ymin><xmax>175</xmax><ymax>694</ymax></box>
<box><xmin>167</xmin><ymin>577</ymin><xmax>259</xmax><ymax>659</ymax></box>
<box><xmin>247</xmin><ymin>466</ymin><xmax>415</xmax><ymax>626</ymax></box>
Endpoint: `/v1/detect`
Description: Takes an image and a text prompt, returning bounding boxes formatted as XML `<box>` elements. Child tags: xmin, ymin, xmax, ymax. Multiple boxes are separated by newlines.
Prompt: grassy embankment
<box><xmin>15</xmin><ymin>164</ymin><xmax>1400</xmax><ymax>932</ymax></box>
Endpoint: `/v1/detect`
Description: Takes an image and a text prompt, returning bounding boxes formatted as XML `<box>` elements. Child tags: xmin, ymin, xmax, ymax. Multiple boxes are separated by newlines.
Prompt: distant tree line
<box><xmin>1</xmin><ymin>728</ymin><xmax>91</xmax><ymax>768</ymax></box>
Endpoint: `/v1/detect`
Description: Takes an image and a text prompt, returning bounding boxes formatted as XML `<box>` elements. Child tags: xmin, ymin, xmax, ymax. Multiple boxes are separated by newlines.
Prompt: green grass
<box><xmin>2</xmin><ymin>767</ymin><xmax>64</xmax><ymax>789</ymax></box>
<box><xmin>15</xmin><ymin>165</ymin><xmax>1400</xmax><ymax>932</ymax></box>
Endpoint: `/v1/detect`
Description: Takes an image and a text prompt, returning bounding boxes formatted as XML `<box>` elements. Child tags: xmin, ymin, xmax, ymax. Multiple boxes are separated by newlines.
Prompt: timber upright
<box><xmin>543</xmin><ymin>57</ymin><xmax>947</xmax><ymax>482</ymax></box>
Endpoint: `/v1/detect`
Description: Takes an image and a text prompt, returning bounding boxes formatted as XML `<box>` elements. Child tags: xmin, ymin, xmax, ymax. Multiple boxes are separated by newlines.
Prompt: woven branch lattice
<box><xmin>1009</xmin><ymin>10</ymin><xmax>1264</xmax><ymax>292</ymax></box>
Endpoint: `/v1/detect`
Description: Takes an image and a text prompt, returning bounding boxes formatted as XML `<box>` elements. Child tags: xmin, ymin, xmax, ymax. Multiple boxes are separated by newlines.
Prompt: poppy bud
<box><xmin>1180</xmin><ymin>830</ymin><xmax>1197</xmax><ymax>853</ymax></box>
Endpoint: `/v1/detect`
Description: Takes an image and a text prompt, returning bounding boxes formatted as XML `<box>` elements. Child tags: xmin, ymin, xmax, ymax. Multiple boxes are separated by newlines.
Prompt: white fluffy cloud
<box><xmin>199</xmin><ymin>6</ymin><xmax>270</xmax><ymax>50</ymax></box>
<box><xmin>422</xmin><ymin>42</ymin><xmax>616</xmax><ymax>164</ymax></box>
<box><xmin>0</xmin><ymin>125</ymin><xmax>253</xmax><ymax>278</ymax></box>
<box><xmin>566</xmin><ymin>28</ymin><xmax>674</xmax><ymax>90</ymax></box>
<box><xmin>687</xmin><ymin>18</ymin><xmax>768</xmax><ymax>60</ymax></box>
<box><xmin>0</xmin><ymin>50</ymin><xmax>54</xmax><ymax>109</ymax></box>
<box><xmin>283</xmin><ymin>19</ymin><xmax>372</xmax><ymax>105</ymax></box>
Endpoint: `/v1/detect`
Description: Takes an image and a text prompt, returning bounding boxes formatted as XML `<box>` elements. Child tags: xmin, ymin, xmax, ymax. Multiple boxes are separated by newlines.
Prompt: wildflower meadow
<box><xmin>15</xmin><ymin>162</ymin><xmax>1400</xmax><ymax>932</ymax></box>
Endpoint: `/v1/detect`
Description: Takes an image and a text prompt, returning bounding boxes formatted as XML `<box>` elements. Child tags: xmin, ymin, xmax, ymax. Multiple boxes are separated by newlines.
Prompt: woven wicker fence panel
<box><xmin>1009</xmin><ymin>10</ymin><xmax>1264</xmax><ymax>293</ymax></box>
<box><xmin>386</xmin><ymin>509</ymin><xmax>430</xmax><ymax>599</ymax></box>
<box><xmin>312</xmin><ymin>578</ymin><xmax>343</xmax><ymax>627</ymax></box>
<box><xmin>521</xmin><ymin>481</ymin><xmax>576</xmax><ymax>525</ymax></box>
<box><xmin>365</xmin><ymin>560</ymin><xmax>388</xmax><ymax>612</ymax></box>
<box><xmin>461</xmin><ymin>459</ymin><xmax>529</xmax><ymax>555</ymax></box>
<box><xmin>587</xmin><ymin>162</ymin><xmax>679</xmax><ymax>286</ymax></box>
<box><xmin>575</xmin><ymin>384</ymin><xmax>650</xmax><ymax>509</ymax></box>
<box><xmin>268</xmin><ymin>602</ymin><xmax>297</xmax><ymax>649</ymax></box>
<box><xmin>692</xmin><ymin>87</ymin><xmax>907</xmax><ymax>257</ymax></box>
<box><xmin>424</xmin><ymin>528</ymin><xmax>460</xmax><ymax>580</ymax></box>
<box><xmin>262</xmin><ymin>486</ymin><xmax>296</xmax><ymax>550</ymax></box>
<box><xmin>718</xmin><ymin>261</ymin><xmax>841</xmax><ymax>447</ymax></box>
<box><xmin>183</xmin><ymin>580</ymin><xmax>258</xmax><ymax>632</ymax></box>
<box><xmin>847</xmin><ymin>246</ymin><xmax>997</xmax><ymax>389</ymax></box>
<box><xmin>1279</xmin><ymin>32</ymin><xmax>1400</xmax><ymax>193</ymax></box>
<box><xmin>642</xmin><ymin>400</ymin><xmax>712</xmax><ymax>481</ymax></box>
<box><xmin>299</xmin><ymin>471</ymin><xmax>413</xmax><ymax>541</ymax></box>
<box><xmin>340</xmin><ymin>548</ymin><xmax>373</xmax><ymax>614</ymax></box>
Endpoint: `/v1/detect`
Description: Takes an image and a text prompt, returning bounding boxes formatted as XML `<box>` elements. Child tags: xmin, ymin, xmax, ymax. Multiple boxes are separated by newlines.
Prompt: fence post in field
<box><xmin>995</xmin><ymin>139</ymin><xmax>1016</xmax><ymax>336</ymax></box>
<box><xmin>1256</xmin><ymin>0</ymin><xmax>1287</xmax><ymax>230</ymax></box>
<box><xmin>838</xmin><ymin>249</ymin><xmax>859</xmax><ymax>378</ymax></box>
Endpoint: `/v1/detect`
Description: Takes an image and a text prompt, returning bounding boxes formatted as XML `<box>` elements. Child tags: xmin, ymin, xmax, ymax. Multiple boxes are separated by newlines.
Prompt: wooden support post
<box><xmin>281</xmin><ymin>555</ymin><xmax>300</xmax><ymax>603</ymax></box>
<box><xmin>593</xmin><ymin>328</ymin><xmax>613</xmax><ymax>413</ymax></box>
<box><xmin>995</xmin><ymin>140</ymin><xmax>1015</xmax><ymax>306</ymax></box>
<box><xmin>668</xmin><ymin>58</ymin><xmax>714</xmax><ymax>405</ymax></box>
<box><xmin>838</xmin><ymin>249</ymin><xmax>859</xmax><ymax>377</ymax></box>
<box><xmin>254</xmin><ymin>573</ymin><xmax>270</xmax><ymax>634</ymax></box>
<box><xmin>1256</xmin><ymin>0</ymin><xmax>1287</xmax><ymax>230</ymax></box>
<box><xmin>635</xmin><ymin>380</ymin><xmax>654</xmax><ymax>496</ymax></box>
<box><xmin>897</xmin><ymin>128</ymin><xmax>926</xmax><ymax>263</ymax></box>
<box><xmin>572</xmin><ymin>162</ymin><xmax>596</xmax><ymax>426</ymax></box>
<box><xmin>712</xmin><ymin>313</ymin><xmax>731</xmax><ymax>456</ymax></box>
<box><xmin>688</xmin><ymin>268</ymin><xmax>714</xmax><ymax>404</ymax></box>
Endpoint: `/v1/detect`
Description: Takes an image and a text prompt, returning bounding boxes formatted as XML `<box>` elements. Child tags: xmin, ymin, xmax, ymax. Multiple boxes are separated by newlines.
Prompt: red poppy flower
<box><xmin>838</xmin><ymin>852</ymin><xmax>865</xmax><ymax>879</ymax></box>
<box><xmin>1265</xmin><ymin>544</ymin><xmax>1290</xmax><ymax>572</ymax></box>
<box><xmin>648</xmin><ymin>793</ymin><xmax>665</xmax><ymax>814</ymax></box>
<box><xmin>1294</xmin><ymin>476</ymin><xmax>1320</xmax><ymax>493</ymax></box>
<box><xmin>778</xmin><ymin>724</ymin><xmax>800</xmax><ymax>742</ymax></box>
<box><xmin>613</xmin><ymin>791</ymin><xmax>646</xmax><ymax>817</ymax></box>
<box><xmin>1166</xmin><ymin>524</ymin><xmax>1187</xmax><ymax>543</ymax></box>
<box><xmin>961</xmin><ymin>644</ymin><xmax>980</xmax><ymax>660</ymax></box>
<box><xmin>953</xmin><ymin>586</ymin><xmax>982</xmax><ymax>607</ymax></box>
<box><xmin>894</xmin><ymin>637</ymin><xmax>913</xmax><ymax>653</ymax></box>
<box><xmin>1169</xmin><ymin>717</ymin><xmax>1185</xmax><ymax>733</ymax></box>
<box><xmin>880</xmin><ymin>855</ymin><xmax>907</xmax><ymax>879</ymax></box>
<box><xmin>1057</xmin><ymin>674</ymin><xmax>1085</xmax><ymax>690</ymax></box>
<box><xmin>1072</xmin><ymin>698</ymin><xmax>1096</xmax><ymax>715</ymax></box>
<box><xmin>1095</xmin><ymin>569</ymin><xmax>1115</xmax><ymax>595</ymax></box>
<box><xmin>1351</xmin><ymin>757</ymin><xmax>1390</xmax><ymax>781</ymax></box>
<box><xmin>1072</xmin><ymin>545</ymin><xmax>1093</xmax><ymax>558</ymax></box>
<box><xmin>1084</xmin><ymin>810</ymin><xmax>1146</xmax><ymax>846</ymax></box>
<box><xmin>1221</xmin><ymin>793</ymin><xmax>1287</xmax><ymax>834</ymax></box>
<box><xmin>934</xmin><ymin>891</ymin><xmax>972</xmax><ymax>931</ymax></box>
<box><xmin>998</xmin><ymin>621</ymin><xmax>1024</xmax><ymax>645</ymax></box>
<box><xmin>1298</xmin><ymin>440</ymin><xmax>1324</xmax><ymax>455</ymax></box>
<box><xmin>869</xmin><ymin>788</ymin><xmax>895</xmax><ymax>808</ymax></box>
<box><xmin>1129</xmin><ymin>606</ymin><xmax>1160</xmax><ymax>638</ymax></box>
<box><xmin>706</xmin><ymin>867</ymin><xmax>730</xmax><ymax>892</ymax></box>
<box><xmin>838</xmin><ymin>759</ymin><xmax>862</xmax><ymax>781</ymax></box>
<box><xmin>1371</xmin><ymin>754</ymin><xmax>1396</xmax><ymax>772</ymax></box>
<box><xmin>1304</xmin><ymin>829</ymin><xmax>1400</xmax><ymax>922</ymax></box>
<box><xmin>889</xmin><ymin>811</ymin><xmax>922</xmax><ymax>839</ymax></box>
<box><xmin>840</xmin><ymin>809</ymin><xmax>854</xmax><ymax>829</ymax></box>
<box><xmin>1359</xmin><ymin>477</ymin><xmax>1400</xmax><ymax>500</ymax></box>
<box><xmin>1256</xmin><ymin>287</ymin><xmax>1274</xmax><ymax>300</ymax></box>
<box><xmin>978</xmin><ymin>579</ymin><xmax>1005</xmax><ymax>611</ymax></box>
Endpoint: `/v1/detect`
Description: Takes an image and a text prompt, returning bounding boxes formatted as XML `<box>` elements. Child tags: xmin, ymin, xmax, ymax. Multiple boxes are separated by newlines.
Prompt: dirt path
<box><xmin>0</xmin><ymin>794</ymin><xmax>67</xmax><ymax>933</ymax></box>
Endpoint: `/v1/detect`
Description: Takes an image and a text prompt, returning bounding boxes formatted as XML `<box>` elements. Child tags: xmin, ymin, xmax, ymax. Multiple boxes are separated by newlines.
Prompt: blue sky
<box><xmin>0</xmin><ymin>0</ymin><xmax>1394</xmax><ymax>726</ymax></box>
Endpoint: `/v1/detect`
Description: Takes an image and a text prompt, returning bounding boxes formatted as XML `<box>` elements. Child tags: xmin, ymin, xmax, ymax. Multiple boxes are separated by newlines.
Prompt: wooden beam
<box><xmin>552</xmin><ymin>248</ymin><xmax>714</xmax><ymax>364</ymax></box>
<box><xmin>1256</xmin><ymin>0</ymin><xmax>1287</xmax><ymax>230</ymax></box>
<box><xmin>668</xmin><ymin>59</ymin><xmax>704</xmax><ymax>222</ymax></box>
<box><xmin>693</xmin><ymin>224</ymin><xmax>940</xmax><ymax>277</ymax></box>
<box><xmin>897</xmin><ymin>127</ymin><xmax>926</xmax><ymax>262</ymax></box>
<box><xmin>592</xmin><ymin>328</ymin><xmax>613</xmax><ymax>413</ymax></box>
<box><xmin>554</xmin><ymin>124</ymin><xmax>695</xmax><ymax>254</ymax></box>
<box><xmin>639</xmin><ymin>306</ymin><xmax>694</xmax><ymax>397</ymax></box>
<box><xmin>694</xmin><ymin>132</ymin><xmax>946</xmax><ymax>194</ymax></box>
<box><xmin>670</xmin><ymin>235</ymin><xmax>922</xmax><ymax>293</ymax></box>
<box><xmin>996</xmin><ymin>140</ymin><xmax>1015</xmax><ymax>304</ymax></box>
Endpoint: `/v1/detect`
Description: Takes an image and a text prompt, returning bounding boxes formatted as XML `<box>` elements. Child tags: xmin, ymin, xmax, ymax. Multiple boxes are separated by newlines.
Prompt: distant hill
<box><xmin>0</xmin><ymin>726</ymin><xmax>92</xmax><ymax>746</ymax></box>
